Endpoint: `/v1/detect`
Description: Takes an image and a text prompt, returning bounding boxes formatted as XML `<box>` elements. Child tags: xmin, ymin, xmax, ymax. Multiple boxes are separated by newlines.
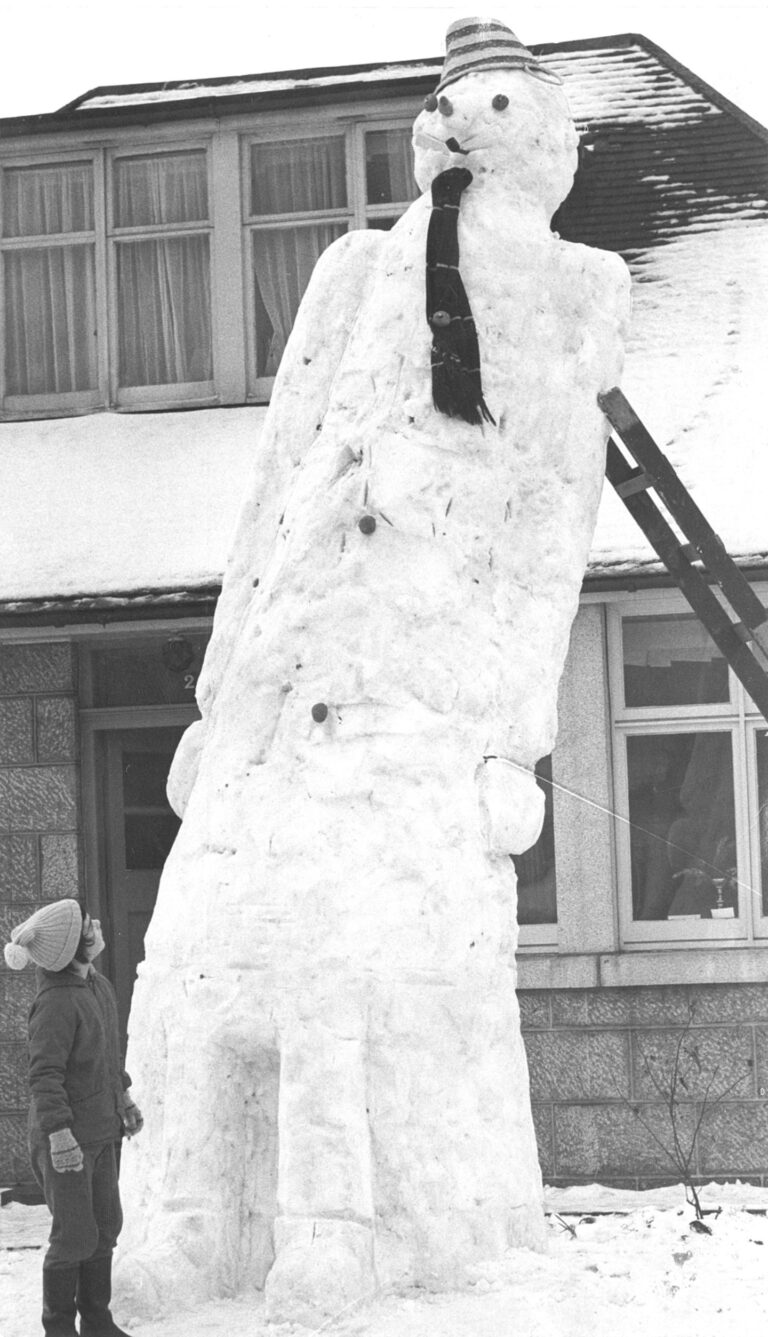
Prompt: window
<box><xmin>514</xmin><ymin>756</ymin><xmax>557</xmax><ymax>932</ymax></box>
<box><xmin>1</xmin><ymin>116</ymin><xmax>418</xmax><ymax>418</ymax></box>
<box><xmin>244</xmin><ymin>124</ymin><xmax>417</xmax><ymax>396</ymax></box>
<box><xmin>610</xmin><ymin>600</ymin><xmax>768</xmax><ymax>945</ymax></box>
<box><xmin>111</xmin><ymin>150</ymin><xmax>213</xmax><ymax>401</ymax></box>
<box><xmin>2</xmin><ymin>159</ymin><xmax>98</xmax><ymax>411</ymax></box>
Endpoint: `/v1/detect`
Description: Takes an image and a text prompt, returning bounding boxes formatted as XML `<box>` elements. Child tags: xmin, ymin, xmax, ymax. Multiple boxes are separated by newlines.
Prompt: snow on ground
<box><xmin>3</xmin><ymin>1185</ymin><xmax>768</xmax><ymax>1337</ymax></box>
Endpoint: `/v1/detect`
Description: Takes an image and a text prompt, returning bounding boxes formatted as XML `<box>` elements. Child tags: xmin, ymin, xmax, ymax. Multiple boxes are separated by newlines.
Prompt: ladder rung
<box><xmin>679</xmin><ymin>542</ymin><xmax>700</xmax><ymax>561</ymax></box>
<box><xmin>615</xmin><ymin>470</ymin><xmax>652</xmax><ymax>498</ymax></box>
<box><xmin>733</xmin><ymin>621</ymin><xmax>753</xmax><ymax>645</ymax></box>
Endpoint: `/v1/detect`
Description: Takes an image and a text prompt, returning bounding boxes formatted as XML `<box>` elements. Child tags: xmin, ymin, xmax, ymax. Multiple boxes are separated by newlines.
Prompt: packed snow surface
<box><xmin>3</xmin><ymin>1187</ymin><xmax>768</xmax><ymax>1337</ymax></box>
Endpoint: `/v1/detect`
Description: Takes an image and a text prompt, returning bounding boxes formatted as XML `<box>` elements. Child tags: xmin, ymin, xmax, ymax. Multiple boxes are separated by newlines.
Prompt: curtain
<box><xmin>3</xmin><ymin>161</ymin><xmax>93</xmax><ymax>237</ymax></box>
<box><xmin>248</xmin><ymin>139</ymin><xmax>347</xmax><ymax>376</ymax></box>
<box><xmin>117</xmin><ymin>235</ymin><xmax>212</xmax><ymax>386</ymax></box>
<box><xmin>3</xmin><ymin>162</ymin><xmax>96</xmax><ymax>394</ymax></box>
<box><xmin>113</xmin><ymin>152</ymin><xmax>208</xmax><ymax>228</ymax></box>
<box><xmin>114</xmin><ymin>152</ymin><xmax>212</xmax><ymax>387</ymax></box>
<box><xmin>252</xmin><ymin>223</ymin><xmax>346</xmax><ymax>376</ymax></box>
<box><xmin>249</xmin><ymin>138</ymin><xmax>346</xmax><ymax>216</ymax></box>
<box><xmin>5</xmin><ymin>246</ymin><xmax>96</xmax><ymax>394</ymax></box>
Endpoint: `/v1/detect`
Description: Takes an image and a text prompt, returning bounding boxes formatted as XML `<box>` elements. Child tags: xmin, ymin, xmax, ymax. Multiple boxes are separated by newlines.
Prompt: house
<box><xmin>1</xmin><ymin>32</ymin><xmax>768</xmax><ymax>1195</ymax></box>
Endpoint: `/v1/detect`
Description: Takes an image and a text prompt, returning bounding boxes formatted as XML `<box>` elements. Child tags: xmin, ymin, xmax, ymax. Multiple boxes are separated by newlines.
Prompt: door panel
<box><xmin>101</xmin><ymin>727</ymin><xmax>184</xmax><ymax>1039</ymax></box>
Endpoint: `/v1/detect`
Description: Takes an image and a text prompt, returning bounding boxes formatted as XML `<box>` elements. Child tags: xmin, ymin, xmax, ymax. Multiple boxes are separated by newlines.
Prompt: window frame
<box><xmin>608</xmin><ymin>590</ymin><xmax>768</xmax><ymax>947</ymax></box>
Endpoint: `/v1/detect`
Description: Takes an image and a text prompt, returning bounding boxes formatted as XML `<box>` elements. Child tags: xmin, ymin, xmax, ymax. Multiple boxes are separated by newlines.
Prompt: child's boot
<box><xmin>42</xmin><ymin>1265</ymin><xmax>79</xmax><ymax>1337</ymax></box>
<box><xmin>77</xmin><ymin>1253</ymin><xmax>133</xmax><ymax>1337</ymax></box>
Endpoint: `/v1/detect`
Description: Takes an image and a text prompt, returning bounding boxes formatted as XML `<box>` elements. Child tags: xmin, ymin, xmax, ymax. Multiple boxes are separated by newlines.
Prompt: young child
<box><xmin>4</xmin><ymin>898</ymin><xmax>143</xmax><ymax>1337</ymax></box>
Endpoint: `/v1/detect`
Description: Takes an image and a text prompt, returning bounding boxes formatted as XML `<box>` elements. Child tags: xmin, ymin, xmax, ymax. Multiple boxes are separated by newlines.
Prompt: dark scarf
<box><xmin>426</xmin><ymin>166</ymin><xmax>494</xmax><ymax>427</ymax></box>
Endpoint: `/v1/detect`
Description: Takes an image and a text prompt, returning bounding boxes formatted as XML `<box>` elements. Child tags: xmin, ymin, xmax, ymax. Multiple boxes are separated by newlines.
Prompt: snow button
<box><xmin>311</xmin><ymin>703</ymin><xmax>329</xmax><ymax>723</ymax></box>
<box><xmin>358</xmin><ymin>515</ymin><xmax>377</xmax><ymax>535</ymax></box>
<box><xmin>431</xmin><ymin>310</ymin><xmax>451</xmax><ymax>328</ymax></box>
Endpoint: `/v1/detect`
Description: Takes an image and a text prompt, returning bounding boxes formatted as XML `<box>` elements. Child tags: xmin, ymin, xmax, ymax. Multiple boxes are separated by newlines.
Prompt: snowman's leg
<box><xmin>116</xmin><ymin>974</ymin><xmax>280</xmax><ymax>1314</ymax></box>
<box><xmin>265</xmin><ymin>990</ymin><xmax>377</xmax><ymax>1327</ymax></box>
<box><xmin>368</xmin><ymin>974</ymin><xmax>545</xmax><ymax>1287</ymax></box>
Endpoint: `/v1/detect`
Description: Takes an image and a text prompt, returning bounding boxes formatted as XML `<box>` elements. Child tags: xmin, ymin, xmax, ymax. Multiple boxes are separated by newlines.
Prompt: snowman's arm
<box><xmin>479</xmin><ymin>247</ymin><xmax>631</xmax><ymax>856</ymax></box>
<box><xmin>168</xmin><ymin>230</ymin><xmax>385</xmax><ymax>815</ymax></box>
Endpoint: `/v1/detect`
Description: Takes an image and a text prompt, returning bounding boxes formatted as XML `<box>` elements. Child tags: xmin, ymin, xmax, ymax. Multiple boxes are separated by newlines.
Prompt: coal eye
<box><xmin>492</xmin><ymin>93</ymin><xmax>509</xmax><ymax>111</ymax></box>
<box><xmin>424</xmin><ymin>93</ymin><xmax>438</xmax><ymax>112</ymax></box>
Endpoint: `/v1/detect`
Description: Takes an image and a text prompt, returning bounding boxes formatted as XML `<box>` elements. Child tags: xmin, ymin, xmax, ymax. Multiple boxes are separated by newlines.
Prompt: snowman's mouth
<box><xmin>445</xmin><ymin>137</ymin><xmax>469</xmax><ymax>155</ymax></box>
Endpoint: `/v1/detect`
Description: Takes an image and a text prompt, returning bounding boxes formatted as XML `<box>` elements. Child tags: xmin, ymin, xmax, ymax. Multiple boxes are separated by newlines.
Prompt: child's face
<box><xmin>82</xmin><ymin>915</ymin><xmax>105</xmax><ymax>962</ymax></box>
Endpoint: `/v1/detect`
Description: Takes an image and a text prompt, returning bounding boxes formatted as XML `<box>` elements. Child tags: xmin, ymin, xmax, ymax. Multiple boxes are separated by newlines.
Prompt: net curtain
<box><xmin>3</xmin><ymin>162</ymin><xmax>96</xmax><ymax>395</ymax></box>
<box><xmin>250</xmin><ymin>132</ymin><xmax>415</xmax><ymax>375</ymax></box>
<box><xmin>250</xmin><ymin>138</ymin><xmax>348</xmax><ymax>376</ymax></box>
<box><xmin>114</xmin><ymin>153</ymin><xmax>212</xmax><ymax>387</ymax></box>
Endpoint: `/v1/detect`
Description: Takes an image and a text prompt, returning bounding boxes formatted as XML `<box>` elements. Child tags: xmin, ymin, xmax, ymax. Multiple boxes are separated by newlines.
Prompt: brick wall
<box><xmin>521</xmin><ymin>983</ymin><xmax>768</xmax><ymax>1188</ymax></box>
<box><xmin>0</xmin><ymin>642</ymin><xmax>81</xmax><ymax>1187</ymax></box>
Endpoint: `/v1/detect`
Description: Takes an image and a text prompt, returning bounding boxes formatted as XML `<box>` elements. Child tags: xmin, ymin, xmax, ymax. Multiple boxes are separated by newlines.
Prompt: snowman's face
<box><xmin>412</xmin><ymin>67</ymin><xmax>578</xmax><ymax>218</ymax></box>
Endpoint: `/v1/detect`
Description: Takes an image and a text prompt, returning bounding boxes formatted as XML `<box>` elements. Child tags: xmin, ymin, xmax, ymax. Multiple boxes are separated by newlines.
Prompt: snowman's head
<box><xmin>413</xmin><ymin>21</ymin><xmax>578</xmax><ymax>220</ymax></box>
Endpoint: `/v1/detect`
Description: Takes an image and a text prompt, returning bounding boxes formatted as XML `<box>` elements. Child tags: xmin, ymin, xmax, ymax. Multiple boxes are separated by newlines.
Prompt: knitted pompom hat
<box><xmin>434</xmin><ymin>17</ymin><xmax>561</xmax><ymax>93</ymax></box>
<box><xmin>4</xmin><ymin>899</ymin><xmax>83</xmax><ymax>972</ymax></box>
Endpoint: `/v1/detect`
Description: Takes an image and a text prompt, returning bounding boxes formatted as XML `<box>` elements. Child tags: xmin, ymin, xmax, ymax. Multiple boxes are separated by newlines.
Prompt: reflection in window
<box><xmin>623</xmin><ymin>615</ymin><xmax>729</xmax><ymax>707</ymax></box>
<box><xmin>514</xmin><ymin>756</ymin><xmax>557</xmax><ymax>925</ymax></box>
<box><xmin>627</xmin><ymin>732</ymin><xmax>736</xmax><ymax>921</ymax></box>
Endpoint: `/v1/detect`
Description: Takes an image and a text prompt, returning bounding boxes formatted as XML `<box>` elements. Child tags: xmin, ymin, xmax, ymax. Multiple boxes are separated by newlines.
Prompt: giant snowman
<box><xmin>117</xmin><ymin>18</ymin><xmax>630</xmax><ymax>1328</ymax></box>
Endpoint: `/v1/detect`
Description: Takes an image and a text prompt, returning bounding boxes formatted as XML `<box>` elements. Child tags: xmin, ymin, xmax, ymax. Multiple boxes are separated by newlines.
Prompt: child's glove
<box><xmin>49</xmin><ymin>1128</ymin><xmax>84</xmax><ymax>1173</ymax></box>
<box><xmin>122</xmin><ymin>1098</ymin><xmax>144</xmax><ymax>1138</ymax></box>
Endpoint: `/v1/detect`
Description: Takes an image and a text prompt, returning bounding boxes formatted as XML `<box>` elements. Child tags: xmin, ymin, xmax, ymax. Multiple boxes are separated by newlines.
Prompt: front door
<box><xmin>100</xmin><ymin>727</ymin><xmax>185</xmax><ymax>1039</ymax></box>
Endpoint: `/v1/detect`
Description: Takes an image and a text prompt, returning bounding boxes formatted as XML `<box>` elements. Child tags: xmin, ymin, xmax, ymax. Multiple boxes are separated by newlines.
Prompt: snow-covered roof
<box><xmin>63</xmin><ymin>39</ymin><xmax>720</xmax><ymax>127</ymax></box>
<box><xmin>2</xmin><ymin>34</ymin><xmax>765</xmax><ymax>139</ymax></box>
<box><xmin>0</xmin><ymin>407</ymin><xmax>266</xmax><ymax>608</ymax></box>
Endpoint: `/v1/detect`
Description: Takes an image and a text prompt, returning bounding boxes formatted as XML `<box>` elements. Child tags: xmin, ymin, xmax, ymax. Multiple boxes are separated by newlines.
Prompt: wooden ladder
<box><xmin>599</xmin><ymin>386</ymin><xmax>768</xmax><ymax>721</ymax></box>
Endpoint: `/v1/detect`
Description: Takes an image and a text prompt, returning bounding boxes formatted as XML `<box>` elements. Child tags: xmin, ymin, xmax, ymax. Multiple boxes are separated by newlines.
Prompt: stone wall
<box><xmin>0</xmin><ymin>642</ymin><xmax>81</xmax><ymax>1188</ymax></box>
<box><xmin>521</xmin><ymin>983</ymin><xmax>768</xmax><ymax>1188</ymax></box>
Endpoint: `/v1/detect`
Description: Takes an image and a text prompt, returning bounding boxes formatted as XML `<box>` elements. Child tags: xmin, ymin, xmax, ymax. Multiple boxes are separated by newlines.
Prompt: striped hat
<box><xmin>435</xmin><ymin>17</ymin><xmax>560</xmax><ymax>92</ymax></box>
<box><xmin>4</xmin><ymin>898</ymin><xmax>83</xmax><ymax>972</ymax></box>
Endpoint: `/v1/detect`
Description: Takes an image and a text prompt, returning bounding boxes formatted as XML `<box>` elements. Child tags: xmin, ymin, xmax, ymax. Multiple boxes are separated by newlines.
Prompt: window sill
<box><xmin>516</xmin><ymin>945</ymin><xmax>768</xmax><ymax>991</ymax></box>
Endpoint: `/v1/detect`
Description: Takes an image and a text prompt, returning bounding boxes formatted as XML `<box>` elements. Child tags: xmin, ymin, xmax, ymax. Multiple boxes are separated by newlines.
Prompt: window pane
<box><xmin>623</xmin><ymin>615</ymin><xmax>728</xmax><ymax>707</ymax></box>
<box><xmin>249</xmin><ymin>138</ymin><xmax>346</xmax><ymax>216</ymax></box>
<box><xmin>117</xmin><ymin>235</ymin><xmax>212</xmax><ymax>385</ymax></box>
<box><xmin>626</xmin><ymin>731</ymin><xmax>736</xmax><ymax>921</ymax></box>
<box><xmin>113</xmin><ymin>151</ymin><xmax>209</xmax><ymax>228</ymax></box>
<box><xmin>4</xmin><ymin>245</ymin><xmax>96</xmax><ymax>393</ymax></box>
<box><xmin>252</xmin><ymin>222</ymin><xmax>346</xmax><ymax>376</ymax></box>
<box><xmin>514</xmin><ymin>756</ymin><xmax>557</xmax><ymax>925</ymax></box>
<box><xmin>124</xmin><ymin>812</ymin><xmax>181</xmax><ymax>870</ymax></box>
<box><xmin>2</xmin><ymin>162</ymin><xmax>93</xmax><ymax>237</ymax></box>
<box><xmin>89</xmin><ymin>635</ymin><xmax>209</xmax><ymax>707</ymax></box>
<box><xmin>754</xmin><ymin>731</ymin><xmax>768</xmax><ymax>916</ymax></box>
<box><xmin>365</xmin><ymin>129</ymin><xmax>417</xmax><ymax>205</ymax></box>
